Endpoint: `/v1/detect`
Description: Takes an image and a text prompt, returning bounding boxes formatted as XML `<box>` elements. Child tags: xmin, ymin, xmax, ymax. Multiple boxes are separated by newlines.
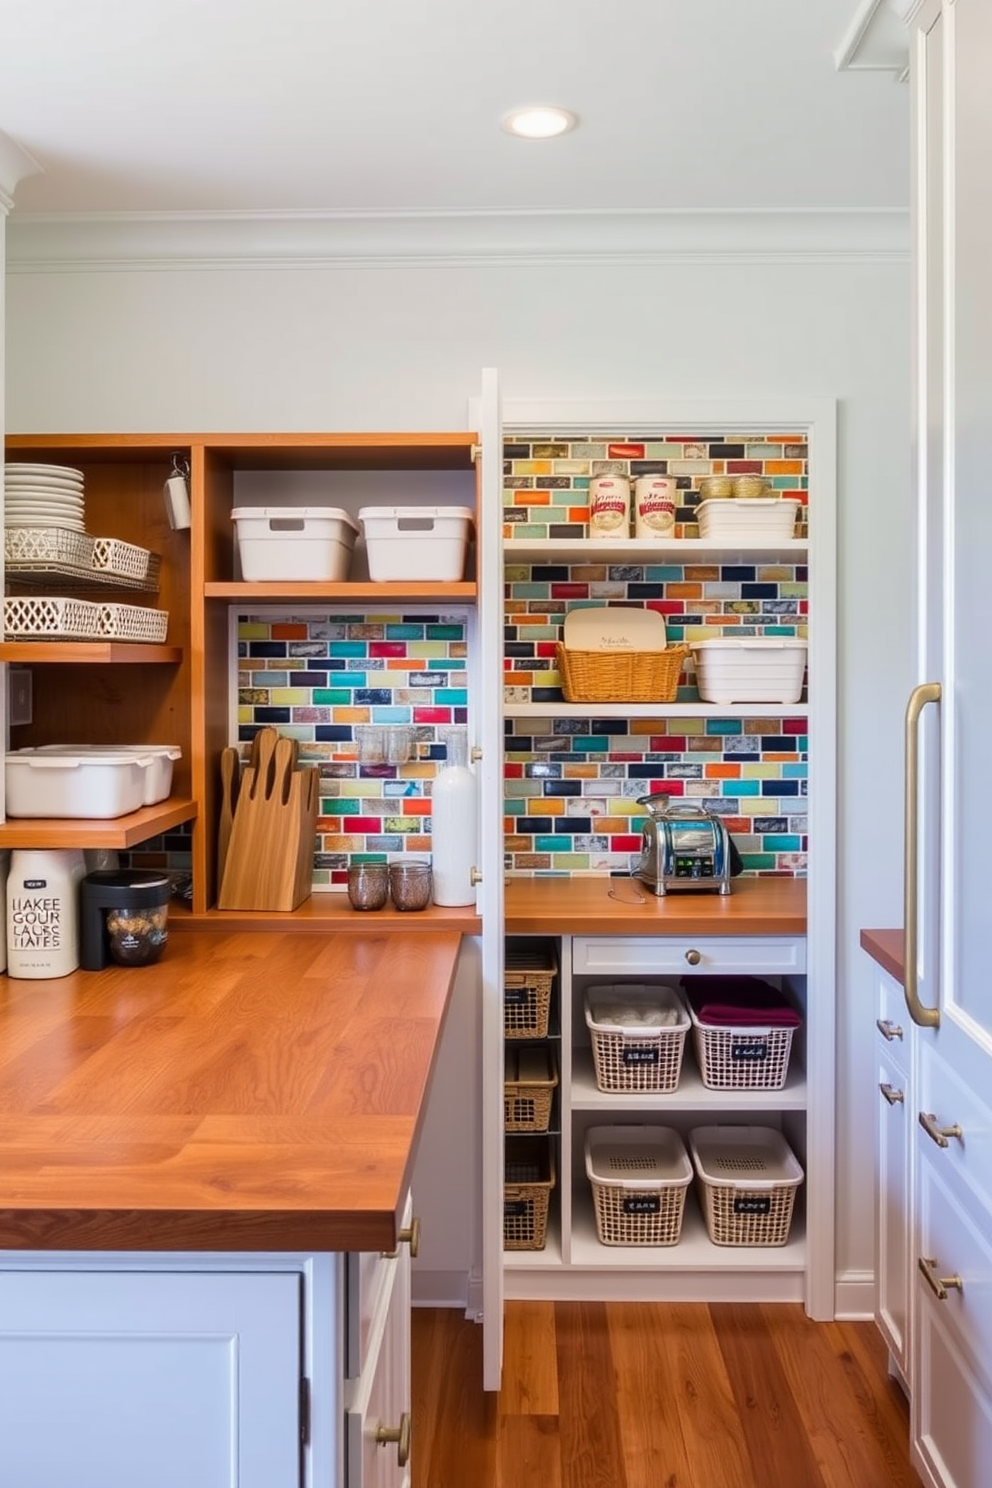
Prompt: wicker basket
<box><xmin>504</xmin><ymin>1045</ymin><xmax>558</xmax><ymax>1133</ymax></box>
<box><xmin>3</xmin><ymin>595</ymin><xmax>102</xmax><ymax>640</ymax></box>
<box><xmin>5</xmin><ymin>526</ymin><xmax>96</xmax><ymax>571</ymax></box>
<box><xmin>689</xmin><ymin>1125</ymin><xmax>804</xmax><ymax>1247</ymax></box>
<box><xmin>688</xmin><ymin>1004</ymin><xmax>797</xmax><ymax>1091</ymax></box>
<box><xmin>504</xmin><ymin>946</ymin><xmax>556</xmax><ymax>1039</ymax></box>
<box><xmin>585</xmin><ymin>985</ymin><xmax>689</xmax><ymax>1093</ymax></box>
<box><xmin>556</xmin><ymin>642</ymin><xmax>688</xmax><ymax>703</ymax></box>
<box><xmin>91</xmin><ymin>537</ymin><xmax>161</xmax><ymax>587</ymax></box>
<box><xmin>97</xmin><ymin>604</ymin><xmax>169</xmax><ymax>643</ymax></box>
<box><xmin>585</xmin><ymin>1125</ymin><xmax>692</xmax><ymax>1247</ymax></box>
<box><xmin>504</xmin><ymin>1136</ymin><xmax>555</xmax><ymax>1251</ymax></box>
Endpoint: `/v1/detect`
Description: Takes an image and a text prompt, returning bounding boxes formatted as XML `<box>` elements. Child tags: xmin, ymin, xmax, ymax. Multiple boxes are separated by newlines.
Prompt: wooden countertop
<box><xmin>504</xmin><ymin>875</ymin><xmax>806</xmax><ymax>936</ymax></box>
<box><xmin>0</xmin><ymin>925</ymin><xmax>462</xmax><ymax>1255</ymax></box>
<box><xmin>860</xmin><ymin>928</ymin><xmax>905</xmax><ymax>984</ymax></box>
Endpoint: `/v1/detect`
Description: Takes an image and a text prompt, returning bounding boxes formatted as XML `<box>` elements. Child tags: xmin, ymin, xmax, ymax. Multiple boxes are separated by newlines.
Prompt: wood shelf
<box><xmin>204</xmin><ymin>581</ymin><xmax>476</xmax><ymax>604</ymax></box>
<box><xmin>505</xmin><ymin>701</ymin><xmax>808</xmax><ymax>720</ymax></box>
<box><xmin>186</xmin><ymin>896</ymin><xmax>482</xmax><ymax>934</ymax></box>
<box><xmin>0</xmin><ymin>642</ymin><xmax>183</xmax><ymax>664</ymax></box>
<box><xmin>0</xmin><ymin>798</ymin><xmax>198</xmax><ymax>849</ymax></box>
<box><xmin>505</xmin><ymin>537</ymin><xmax>808</xmax><ymax>564</ymax></box>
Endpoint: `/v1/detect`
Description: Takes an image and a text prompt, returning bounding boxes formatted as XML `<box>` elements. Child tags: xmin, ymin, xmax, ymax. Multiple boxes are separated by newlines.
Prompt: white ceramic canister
<box><xmin>6</xmin><ymin>848</ymin><xmax>86</xmax><ymax>979</ymax></box>
<box><xmin>633</xmin><ymin>475</ymin><xmax>678</xmax><ymax>537</ymax></box>
<box><xmin>588</xmin><ymin>474</ymin><xmax>631</xmax><ymax>537</ymax></box>
<box><xmin>430</xmin><ymin>727</ymin><xmax>478</xmax><ymax>906</ymax></box>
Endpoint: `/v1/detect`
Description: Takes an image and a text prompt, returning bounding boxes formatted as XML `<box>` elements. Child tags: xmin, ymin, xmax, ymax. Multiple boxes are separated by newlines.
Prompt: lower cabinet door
<box><xmin>876</xmin><ymin>1035</ymin><xmax>910</xmax><ymax>1378</ymax></box>
<box><xmin>346</xmin><ymin>1225</ymin><xmax>412</xmax><ymax>1488</ymax></box>
<box><xmin>0</xmin><ymin>1269</ymin><xmax>303</xmax><ymax>1488</ymax></box>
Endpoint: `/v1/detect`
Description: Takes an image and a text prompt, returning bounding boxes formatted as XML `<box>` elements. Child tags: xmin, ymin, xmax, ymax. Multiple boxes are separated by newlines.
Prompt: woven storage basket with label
<box><xmin>585</xmin><ymin>1125</ymin><xmax>693</xmax><ymax>1246</ymax></box>
<box><xmin>689</xmin><ymin>1125</ymin><xmax>804</xmax><ymax>1247</ymax></box>
<box><xmin>557</xmin><ymin>605</ymin><xmax>686</xmax><ymax>704</ymax></box>
<box><xmin>503</xmin><ymin>1136</ymin><xmax>555</xmax><ymax>1251</ymax></box>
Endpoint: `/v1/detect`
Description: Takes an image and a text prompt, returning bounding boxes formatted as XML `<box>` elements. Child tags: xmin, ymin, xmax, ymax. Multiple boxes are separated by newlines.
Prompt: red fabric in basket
<box><xmin>681</xmin><ymin>977</ymin><xmax>802</xmax><ymax>1029</ymax></box>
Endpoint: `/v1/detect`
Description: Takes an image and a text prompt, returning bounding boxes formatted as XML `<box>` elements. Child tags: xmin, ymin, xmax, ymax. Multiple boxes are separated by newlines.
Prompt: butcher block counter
<box><xmin>0</xmin><ymin>923</ymin><xmax>462</xmax><ymax>1254</ymax></box>
<box><xmin>859</xmin><ymin>927</ymin><xmax>905</xmax><ymax>983</ymax></box>
<box><xmin>504</xmin><ymin>873</ymin><xmax>806</xmax><ymax>936</ymax></box>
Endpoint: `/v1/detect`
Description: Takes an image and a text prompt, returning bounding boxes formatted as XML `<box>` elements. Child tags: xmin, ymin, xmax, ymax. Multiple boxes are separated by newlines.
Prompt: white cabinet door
<box><xmin>874</xmin><ymin>967</ymin><xmax>911</xmax><ymax>1381</ymax></box>
<box><xmin>345</xmin><ymin>1220</ymin><xmax>412</xmax><ymax>1488</ymax></box>
<box><xmin>0</xmin><ymin>1269</ymin><xmax>303</xmax><ymax>1488</ymax></box>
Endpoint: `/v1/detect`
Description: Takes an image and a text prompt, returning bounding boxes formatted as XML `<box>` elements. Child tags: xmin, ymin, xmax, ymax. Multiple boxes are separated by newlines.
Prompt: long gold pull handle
<box><xmin>375</xmin><ymin>1413</ymin><xmax>412</xmax><ymax>1467</ymax></box>
<box><xmin>880</xmin><ymin>1083</ymin><xmax>905</xmax><ymax>1106</ymax></box>
<box><xmin>919</xmin><ymin>1110</ymin><xmax>962</xmax><ymax>1148</ymax></box>
<box><xmin>904</xmin><ymin>682</ymin><xmax>942</xmax><ymax>1028</ymax></box>
<box><xmin>876</xmin><ymin>1018</ymin><xmax>904</xmax><ymax>1042</ymax></box>
<box><xmin>382</xmin><ymin>1215</ymin><xmax>421</xmax><ymax>1259</ymax></box>
<box><xmin>919</xmin><ymin>1256</ymin><xmax>963</xmax><ymax>1300</ymax></box>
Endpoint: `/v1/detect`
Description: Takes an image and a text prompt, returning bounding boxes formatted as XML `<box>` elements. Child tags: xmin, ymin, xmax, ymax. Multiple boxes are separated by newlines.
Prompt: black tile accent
<box><xmin>724</xmin><ymin>751</ymin><xmax>761</xmax><ymax>763</ymax></box>
<box><xmin>248</xmin><ymin>641</ymin><xmax>288</xmax><ymax>657</ymax></box>
<box><xmin>741</xmin><ymin>584</ymin><xmax>779</xmax><ymax>599</ymax></box>
<box><xmin>504</xmin><ymin>443</ymin><xmax>531</xmax><ymax>458</ymax></box>
<box><xmin>721</xmin><ymin>567</ymin><xmax>757</xmax><ymax>582</ymax></box>
<box><xmin>548</xmin><ymin>524</ymin><xmax>587</xmax><ymax>540</ymax></box>
<box><xmin>531</xmin><ymin>688</ymin><xmax>566</xmax><ymax>703</ymax></box>
<box><xmin>528</xmin><ymin>566</ymin><xmax>572</xmax><ymax>581</ymax></box>
<box><xmin>629</xmin><ymin>460</ymin><xmax>669</xmax><ymax>475</ymax></box>
<box><xmin>504</xmin><ymin>735</ymin><xmax>535</xmax><ymax>752</ymax></box>
<box><xmin>763</xmin><ymin>778</ymin><xmax>801</xmax><ymax>795</ymax></box>
<box><xmin>759</xmin><ymin>741</ymin><xmax>796</xmax><ymax>757</ymax></box>
<box><xmin>517</xmin><ymin>817</ymin><xmax>555</xmax><ymax>834</ymax></box>
<box><xmin>708</xmin><ymin>443</ymin><xmax>746</xmax><ymax>458</ymax></box>
<box><xmin>254</xmin><ymin>707</ymin><xmax>291</xmax><ymax>723</ymax></box>
<box><xmin>291</xmin><ymin>671</ymin><xmax>329</xmax><ymax>687</ymax></box>
<box><xmin>543</xmin><ymin>781</ymin><xmax>583</xmax><ymax>796</ymax></box>
<box><xmin>626</xmin><ymin>584</ymin><xmax>667</xmax><ymax>600</ymax></box>
<box><xmin>505</xmin><ymin>642</ymin><xmax>537</xmax><ymax>658</ymax></box>
<box><xmin>559</xmin><ymin>817</ymin><xmax>593</xmax><ymax>834</ymax></box>
<box><xmin>628</xmin><ymin>763</ymin><xmax>668</xmax><ymax>779</ymax></box>
<box><xmin>314</xmin><ymin>725</ymin><xmax>355</xmax><ymax>741</ymax></box>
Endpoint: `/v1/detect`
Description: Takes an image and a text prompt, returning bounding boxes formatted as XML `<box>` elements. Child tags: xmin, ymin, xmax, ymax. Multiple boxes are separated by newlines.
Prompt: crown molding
<box><xmin>0</xmin><ymin>130</ymin><xmax>42</xmax><ymax>213</ymax></box>
<box><xmin>5</xmin><ymin>207</ymin><xmax>910</xmax><ymax>272</ymax></box>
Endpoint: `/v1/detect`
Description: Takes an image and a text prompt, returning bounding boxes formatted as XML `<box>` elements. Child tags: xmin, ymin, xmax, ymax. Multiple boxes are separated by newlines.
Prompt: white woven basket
<box><xmin>3</xmin><ymin>595</ymin><xmax>102</xmax><ymax>639</ymax></box>
<box><xmin>97</xmin><ymin>604</ymin><xmax>169</xmax><ymax>643</ymax></box>
<box><xmin>4</xmin><ymin>526</ymin><xmax>96</xmax><ymax>570</ymax></box>
<box><xmin>90</xmin><ymin>537</ymin><xmax>160</xmax><ymax>585</ymax></box>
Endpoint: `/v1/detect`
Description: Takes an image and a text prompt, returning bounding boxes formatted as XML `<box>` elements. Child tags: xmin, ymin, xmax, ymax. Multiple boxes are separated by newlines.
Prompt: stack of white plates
<box><xmin>4</xmin><ymin>463</ymin><xmax>86</xmax><ymax>532</ymax></box>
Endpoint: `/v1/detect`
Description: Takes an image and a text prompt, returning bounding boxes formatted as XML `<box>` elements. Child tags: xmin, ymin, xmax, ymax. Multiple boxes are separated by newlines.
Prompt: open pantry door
<box><xmin>475</xmin><ymin>368</ymin><xmax>506</xmax><ymax>1391</ymax></box>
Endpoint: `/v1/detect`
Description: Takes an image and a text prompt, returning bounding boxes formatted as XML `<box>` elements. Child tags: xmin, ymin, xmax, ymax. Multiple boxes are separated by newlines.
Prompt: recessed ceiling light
<box><xmin>501</xmin><ymin>106</ymin><xmax>578</xmax><ymax>140</ymax></box>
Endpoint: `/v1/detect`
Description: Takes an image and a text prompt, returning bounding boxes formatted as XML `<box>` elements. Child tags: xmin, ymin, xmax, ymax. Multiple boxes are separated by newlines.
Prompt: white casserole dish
<box><xmin>5</xmin><ymin>750</ymin><xmax>156</xmax><ymax>818</ymax></box>
<box><xmin>10</xmin><ymin>744</ymin><xmax>181</xmax><ymax>806</ymax></box>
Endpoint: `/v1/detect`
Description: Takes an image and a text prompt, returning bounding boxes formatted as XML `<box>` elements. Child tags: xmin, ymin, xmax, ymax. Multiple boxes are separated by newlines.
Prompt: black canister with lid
<box><xmin>79</xmin><ymin>869</ymin><xmax>172</xmax><ymax>969</ymax></box>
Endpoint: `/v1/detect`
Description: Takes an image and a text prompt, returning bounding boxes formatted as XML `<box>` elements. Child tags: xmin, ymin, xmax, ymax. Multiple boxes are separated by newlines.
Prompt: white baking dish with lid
<box><xmin>14</xmin><ymin>744</ymin><xmax>182</xmax><ymax>805</ymax></box>
<box><xmin>5</xmin><ymin>749</ymin><xmax>157</xmax><ymax>819</ymax></box>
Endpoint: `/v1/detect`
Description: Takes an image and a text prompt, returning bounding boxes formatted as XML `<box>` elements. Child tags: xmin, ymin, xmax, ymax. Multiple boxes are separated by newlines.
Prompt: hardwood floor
<box><xmin>411</xmin><ymin>1302</ymin><xmax>922</xmax><ymax>1488</ymax></box>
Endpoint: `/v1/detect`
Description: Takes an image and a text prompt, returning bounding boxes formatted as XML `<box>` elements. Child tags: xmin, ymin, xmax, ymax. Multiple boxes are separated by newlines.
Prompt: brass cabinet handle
<box><xmin>904</xmin><ymin>682</ymin><xmax>941</xmax><ymax>1028</ymax></box>
<box><xmin>685</xmin><ymin>949</ymin><xmax>702</xmax><ymax>966</ymax></box>
<box><xmin>880</xmin><ymin>1083</ymin><xmax>905</xmax><ymax>1106</ymax></box>
<box><xmin>382</xmin><ymin>1215</ymin><xmax>421</xmax><ymax>1259</ymax></box>
<box><xmin>375</xmin><ymin>1412</ymin><xmax>412</xmax><ymax>1467</ymax></box>
<box><xmin>876</xmin><ymin>1018</ymin><xmax>904</xmax><ymax>1042</ymax></box>
<box><xmin>919</xmin><ymin>1256</ymin><xmax>963</xmax><ymax>1300</ymax></box>
<box><xmin>470</xmin><ymin>867</ymin><xmax>483</xmax><ymax>886</ymax></box>
<box><xmin>919</xmin><ymin>1111</ymin><xmax>962</xmax><ymax>1148</ymax></box>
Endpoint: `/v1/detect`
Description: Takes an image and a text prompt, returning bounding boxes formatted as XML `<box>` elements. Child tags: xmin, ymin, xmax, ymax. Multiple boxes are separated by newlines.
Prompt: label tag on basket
<box><xmin>731</xmin><ymin>1040</ymin><xmax>769</xmax><ymax>1061</ymax></box>
<box><xmin>505</xmin><ymin>988</ymin><xmax>529</xmax><ymax>1005</ymax></box>
<box><xmin>622</xmin><ymin>1196</ymin><xmax>662</xmax><ymax>1216</ymax></box>
<box><xmin>733</xmin><ymin>1195</ymin><xmax>772</xmax><ymax>1216</ymax></box>
<box><xmin>622</xmin><ymin>1046</ymin><xmax>660</xmax><ymax>1065</ymax></box>
<box><xmin>504</xmin><ymin>1200</ymin><xmax>529</xmax><ymax>1218</ymax></box>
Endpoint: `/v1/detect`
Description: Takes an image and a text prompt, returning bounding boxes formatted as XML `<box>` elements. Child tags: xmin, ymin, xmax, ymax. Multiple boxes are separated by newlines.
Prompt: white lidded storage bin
<box><xmin>690</xmin><ymin>637</ymin><xmax>808</xmax><ymax>704</ymax></box>
<box><xmin>689</xmin><ymin>1125</ymin><xmax>804</xmax><ymax>1247</ymax></box>
<box><xmin>14</xmin><ymin>744</ymin><xmax>181</xmax><ymax>805</ymax></box>
<box><xmin>585</xmin><ymin>1125</ymin><xmax>693</xmax><ymax>1246</ymax></box>
<box><xmin>585</xmin><ymin>983</ymin><xmax>689</xmax><ymax>1093</ymax></box>
<box><xmin>358</xmin><ymin>505</ymin><xmax>473</xmax><ymax>582</ymax></box>
<box><xmin>696</xmin><ymin>497</ymin><xmax>800</xmax><ymax>541</ymax></box>
<box><xmin>231</xmin><ymin>507</ymin><xmax>359</xmax><ymax>582</ymax></box>
<box><xmin>5</xmin><ymin>750</ymin><xmax>156</xmax><ymax>819</ymax></box>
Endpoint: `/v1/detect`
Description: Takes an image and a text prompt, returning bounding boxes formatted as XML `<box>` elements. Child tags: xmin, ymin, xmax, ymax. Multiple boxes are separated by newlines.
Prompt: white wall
<box><xmin>4</xmin><ymin>248</ymin><xmax>914</xmax><ymax>1303</ymax></box>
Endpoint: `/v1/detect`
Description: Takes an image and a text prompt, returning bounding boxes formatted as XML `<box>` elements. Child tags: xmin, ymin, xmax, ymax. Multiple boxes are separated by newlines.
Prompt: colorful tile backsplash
<box><xmin>502</xmin><ymin>429</ymin><xmax>810</xmax><ymax>879</ymax></box>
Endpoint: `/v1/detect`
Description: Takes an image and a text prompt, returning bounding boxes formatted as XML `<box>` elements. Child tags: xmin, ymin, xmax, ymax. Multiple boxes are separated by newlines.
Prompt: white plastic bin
<box><xmin>690</xmin><ymin>637</ymin><xmax>808</xmax><ymax>704</ymax></box>
<box><xmin>696</xmin><ymin>498</ymin><xmax>800</xmax><ymax>541</ymax></box>
<box><xmin>231</xmin><ymin>507</ymin><xmax>359</xmax><ymax>581</ymax></box>
<box><xmin>358</xmin><ymin>506</ymin><xmax>473</xmax><ymax>582</ymax></box>
<box><xmin>15</xmin><ymin>744</ymin><xmax>181</xmax><ymax>805</ymax></box>
<box><xmin>5</xmin><ymin>750</ymin><xmax>155</xmax><ymax>819</ymax></box>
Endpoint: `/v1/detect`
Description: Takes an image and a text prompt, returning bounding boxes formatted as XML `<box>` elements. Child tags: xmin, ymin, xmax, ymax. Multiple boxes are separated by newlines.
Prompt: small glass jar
<box><xmin>388</xmin><ymin>860</ymin><xmax>433</xmax><ymax>911</ymax></box>
<box><xmin>347</xmin><ymin>862</ymin><xmax>389</xmax><ymax>911</ymax></box>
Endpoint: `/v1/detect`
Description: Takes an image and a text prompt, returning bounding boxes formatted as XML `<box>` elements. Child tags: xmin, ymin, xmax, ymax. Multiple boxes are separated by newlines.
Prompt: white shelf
<box><xmin>504</xmin><ymin>700</ymin><xmax>808</xmax><ymax>720</ymax></box>
<box><xmin>568</xmin><ymin>1049</ymin><xmax>807</xmax><ymax>1112</ymax></box>
<box><xmin>504</xmin><ymin>537</ymin><xmax>808</xmax><ymax>565</ymax></box>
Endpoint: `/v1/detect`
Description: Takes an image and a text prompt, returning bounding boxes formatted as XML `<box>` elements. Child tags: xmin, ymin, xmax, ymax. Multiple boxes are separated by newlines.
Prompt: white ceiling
<box><xmin>0</xmin><ymin>0</ymin><xmax>910</xmax><ymax>220</ymax></box>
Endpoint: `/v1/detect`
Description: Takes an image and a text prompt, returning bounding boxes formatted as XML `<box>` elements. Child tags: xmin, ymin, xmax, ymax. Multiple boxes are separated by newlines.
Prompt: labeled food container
<box><xmin>584</xmin><ymin>984</ymin><xmax>689</xmax><ymax>1093</ymax></box>
<box><xmin>231</xmin><ymin>507</ymin><xmax>359</xmax><ymax>581</ymax></box>
<box><xmin>689</xmin><ymin>1125</ymin><xmax>804</xmax><ymax>1247</ymax></box>
<box><xmin>5</xmin><ymin>749</ymin><xmax>155</xmax><ymax>819</ymax></box>
<box><xmin>696</xmin><ymin>498</ymin><xmax>800</xmax><ymax>541</ymax></box>
<box><xmin>690</xmin><ymin>637</ymin><xmax>808</xmax><ymax>704</ymax></box>
<box><xmin>80</xmin><ymin>869</ymin><xmax>172</xmax><ymax>969</ymax></box>
<box><xmin>585</xmin><ymin>1125</ymin><xmax>693</xmax><ymax>1246</ymax></box>
<box><xmin>358</xmin><ymin>506</ymin><xmax>473</xmax><ymax>582</ymax></box>
<box><xmin>14</xmin><ymin>744</ymin><xmax>181</xmax><ymax>806</ymax></box>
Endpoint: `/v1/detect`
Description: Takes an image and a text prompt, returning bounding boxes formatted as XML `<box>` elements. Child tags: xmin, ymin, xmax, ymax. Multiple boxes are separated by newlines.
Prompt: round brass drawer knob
<box><xmin>376</xmin><ymin>1412</ymin><xmax>412</xmax><ymax>1467</ymax></box>
<box><xmin>685</xmin><ymin>949</ymin><xmax>702</xmax><ymax>966</ymax></box>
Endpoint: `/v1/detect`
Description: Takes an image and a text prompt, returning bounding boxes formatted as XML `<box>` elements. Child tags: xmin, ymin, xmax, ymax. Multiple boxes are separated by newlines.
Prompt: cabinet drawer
<box><xmin>345</xmin><ymin>1191</ymin><xmax>412</xmax><ymax>1380</ymax></box>
<box><xmin>917</xmin><ymin>1156</ymin><xmax>992</xmax><ymax>1411</ymax></box>
<box><xmin>917</xmin><ymin>1040</ymin><xmax>992</xmax><ymax>1202</ymax></box>
<box><xmin>875</xmin><ymin>968</ymin><xmax>910</xmax><ymax>1059</ymax></box>
<box><xmin>571</xmin><ymin>935</ymin><xmax>806</xmax><ymax>978</ymax></box>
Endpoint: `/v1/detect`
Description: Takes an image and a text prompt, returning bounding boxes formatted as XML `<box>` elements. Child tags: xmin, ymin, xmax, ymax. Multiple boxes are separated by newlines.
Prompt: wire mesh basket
<box><xmin>689</xmin><ymin>1125</ymin><xmax>804</xmax><ymax>1247</ymax></box>
<box><xmin>585</xmin><ymin>984</ymin><xmax>689</xmax><ymax>1093</ymax></box>
<box><xmin>585</xmin><ymin>1125</ymin><xmax>692</xmax><ymax>1246</ymax></box>
<box><xmin>503</xmin><ymin>1136</ymin><xmax>555</xmax><ymax>1251</ymax></box>
<box><xmin>504</xmin><ymin>1045</ymin><xmax>558</xmax><ymax>1133</ymax></box>
<box><xmin>90</xmin><ymin>537</ymin><xmax>161</xmax><ymax>587</ymax></box>
<box><xmin>504</xmin><ymin>946</ymin><xmax>556</xmax><ymax>1039</ymax></box>
<box><xmin>4</xmin><ymin>526</ymin><xmax>96</xmax><ymax>571</ymax></box>
<box><xmin>3</xmin><ymin>595</ymin><xmax>102</xmax><ymax>640</ymax></box>
<box><xmin>97</xmin><ymin>604</ymin><xmax>169</xmax><ymax>643</ymax></box>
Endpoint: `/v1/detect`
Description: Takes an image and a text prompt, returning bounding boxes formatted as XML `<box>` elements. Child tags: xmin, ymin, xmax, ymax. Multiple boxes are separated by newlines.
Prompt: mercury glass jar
<box><xmin>388</xmin><ymin>860</ymin><xmax>433</xmax><ymax>911</ymax></box>
<box><xmin>347</xmin><ymin>862</ymin><xmax>389</xmax><ymax>911</ymax></box>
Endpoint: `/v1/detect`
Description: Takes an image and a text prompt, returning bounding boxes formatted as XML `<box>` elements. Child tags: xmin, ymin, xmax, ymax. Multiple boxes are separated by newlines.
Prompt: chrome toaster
<box><xmin>633</xmin><ymin>795</ymin><xmax>733</xmax><ymax>896</ymax></box>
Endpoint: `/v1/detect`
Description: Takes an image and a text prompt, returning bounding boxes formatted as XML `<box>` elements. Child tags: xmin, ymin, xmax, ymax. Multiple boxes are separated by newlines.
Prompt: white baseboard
<box><xmin>835</xmin><ymin>1269</ymin><xmax>876</xmax><ymax>1319</ymax></box>
<box><xmin>410</xmin><ymin>1270</ymin><xmax>469</xmax><ymax>1310</ymax></box>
